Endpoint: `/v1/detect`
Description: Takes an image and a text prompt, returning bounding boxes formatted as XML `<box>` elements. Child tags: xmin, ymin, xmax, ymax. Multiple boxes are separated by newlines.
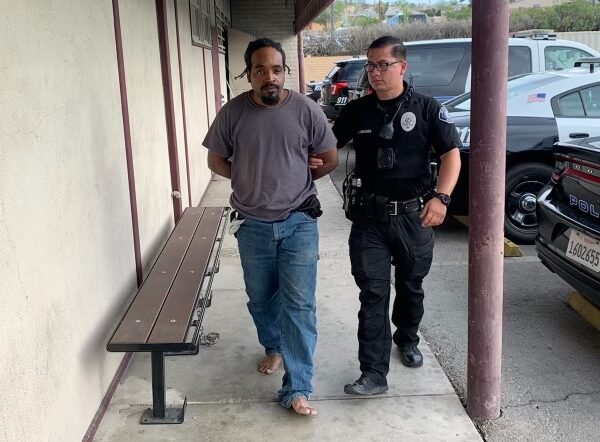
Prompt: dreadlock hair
<box><xmin>368</xmin><ymin>36</ymin><xmax>407</xmax><ymax>61</ymax></box>
<box><xmin>234</xmin><ymin>38</ymin><xmax>291</xmax><ymax>79</ymax></box>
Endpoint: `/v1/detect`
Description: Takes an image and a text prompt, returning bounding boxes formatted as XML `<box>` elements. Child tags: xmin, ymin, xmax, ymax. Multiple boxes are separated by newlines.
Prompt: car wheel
<box><xmin>504</xmin><ymin>162</ymin><xmax>553</xmax><ymax>244</ymax></box>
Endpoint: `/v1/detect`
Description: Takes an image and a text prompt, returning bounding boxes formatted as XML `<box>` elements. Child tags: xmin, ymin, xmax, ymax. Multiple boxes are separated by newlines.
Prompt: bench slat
<box><xmin>108</xmin><ymin>207</ymin><xmax>205</xmax><ymax>346</ymax></box>
<box><xmin>147</xmin><ymin>207</ymin><xmax>225</xmax><ymax>344</ymax></box>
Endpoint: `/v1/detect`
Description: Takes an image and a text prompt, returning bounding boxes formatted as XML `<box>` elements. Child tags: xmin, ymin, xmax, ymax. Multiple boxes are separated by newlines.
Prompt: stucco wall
<box><xmin>175</xmin><ymin>0</ymin><xmax>212</xmax><ymax>206</ymax></box>
<box><xmin>119</xmin><ymin>0</ymin><xmax>175</xmax><ymax>270</ymax></box>
<box><xmin>0</xmin><ymin>0</ymin><xmax>220</xmax><ymax>440</ymax></box>
<box><xmin>231</xmin><ymin>0</ymin><xmax>299</xmax><ymax>91</ymax></box>
<box><xmin>556</xmin><ymin>31</ymin><xmax>600</xmax><ymax>52</ymax></box>
<box><xmin>0</xmin><ymin>1</ymin><xmax>136</xmax><ymax>440</ymax></box>
<box><xmin>304</xmin><ymin>55</ymin><xmax>355</xmax><ymax>83</ymax></box>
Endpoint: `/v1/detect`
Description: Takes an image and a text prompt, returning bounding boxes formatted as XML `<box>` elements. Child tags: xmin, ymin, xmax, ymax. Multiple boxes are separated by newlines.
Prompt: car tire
<box><xmin>504</xmin><ymin>162</ymin><xmax>553</xmax><ymax>244</ymax></box>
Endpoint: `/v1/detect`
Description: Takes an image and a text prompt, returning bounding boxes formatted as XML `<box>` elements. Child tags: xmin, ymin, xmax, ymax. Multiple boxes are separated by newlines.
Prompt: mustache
<box><xmin>261</xmin><ymin>83</ymin><xmax>280</xmax><ymax>90</ymax></box>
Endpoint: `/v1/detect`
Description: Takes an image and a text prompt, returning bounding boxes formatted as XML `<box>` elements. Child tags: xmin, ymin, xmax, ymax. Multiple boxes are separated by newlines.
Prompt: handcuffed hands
<box><xmin>308</xmin><ymin>154</ymin><xmax>323</xmax><ymax>169</ymax></box>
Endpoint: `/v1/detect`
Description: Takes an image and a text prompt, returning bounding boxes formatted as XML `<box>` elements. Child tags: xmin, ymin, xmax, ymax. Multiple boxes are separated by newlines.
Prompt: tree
<box><xmin>314</xmin><ymin>1</ymin><xmax>346</xmax><ymax>29</ymax></box>
<box><xmin>351</xmin><ymin>16</ymin><xmax>380</xmax><ymax>27</ymax></box>
<box><xmin>375</xmin><ymin>1</ymin><xmax>389</xmax><ymax>21</ymax></box>
<box><xmin>509</xmin><ymin>0</ymin><xmax>600</xmax><ymax>32</ymax></box>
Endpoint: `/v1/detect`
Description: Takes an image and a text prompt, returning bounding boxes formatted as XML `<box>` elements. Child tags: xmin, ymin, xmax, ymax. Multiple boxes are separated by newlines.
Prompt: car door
<box><xmin>553</xmin><ymin>83</ymin><xmax>600</xmax><ymax>141</ymax></box>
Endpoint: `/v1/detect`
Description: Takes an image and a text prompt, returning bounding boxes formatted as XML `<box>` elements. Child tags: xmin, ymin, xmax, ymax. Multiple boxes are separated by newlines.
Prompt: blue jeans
<box><xmin>236</xmin><ymin>211</ymin><xmax>318</xmax><ymax>408</ymax></box>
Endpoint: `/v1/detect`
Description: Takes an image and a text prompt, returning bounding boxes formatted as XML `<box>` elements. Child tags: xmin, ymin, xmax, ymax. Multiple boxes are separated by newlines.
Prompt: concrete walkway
<box><xmin>94</xmin><ymin>176</ymin><xmax>482</xmax><ymax>442</ymax></box>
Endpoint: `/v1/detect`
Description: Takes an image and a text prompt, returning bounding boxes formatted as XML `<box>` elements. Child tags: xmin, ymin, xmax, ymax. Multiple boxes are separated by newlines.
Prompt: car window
<box><xmin>558</xmin><ymin>92</ymin><xmax>585</xmax><ymax>117</ymax></box>
<box><xmin>405</xmin><ymin>47</ymin><xmax>466</xmax><ymax>86</ymax></box>
<box><xmin>545</xmin><ymin>46</ymin><xmax>593</xmax><ymax>70</ymax></box>
<box><xmin>580</xmin><ymin>85</ymin><xmax>600</xmax><ymax>117</ymax></box>
<box><xmin>334</xmin><ymin>62</ymin><xmax>363</xmax><ymax>83</ymax></box>
<box><xmin>326</xmin><ymin>66</ymin><xmax>339</xmax><ymax>80</ymax></box>
<box><xmin>508</xmin><ymin>46</ymin><xmax>532</xmax><ymax>76</ymax></box>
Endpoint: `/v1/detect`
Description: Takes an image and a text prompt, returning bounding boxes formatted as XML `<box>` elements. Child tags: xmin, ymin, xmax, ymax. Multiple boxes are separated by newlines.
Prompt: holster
<box><xmin>294</xmin><ymin>194</ymin><xmax>322</xmax><ymax>218</ymax></box>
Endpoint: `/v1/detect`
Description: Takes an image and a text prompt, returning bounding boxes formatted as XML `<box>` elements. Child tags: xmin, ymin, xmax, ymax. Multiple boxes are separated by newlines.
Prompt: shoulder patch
<box><xmin>439</xmin><ymin>106</ymin><xmax>453</xmax><ymax>124</ymax></box>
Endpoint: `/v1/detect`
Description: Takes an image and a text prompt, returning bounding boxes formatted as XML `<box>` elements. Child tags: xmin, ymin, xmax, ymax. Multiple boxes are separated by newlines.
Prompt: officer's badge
<box><xmin>400</xmin><ymin>112</ymin><xmax>416</xmax><ymax>132</ymax></box>
<box><xmin>439</xmin><ymin>106</ymin><xmax>453</xmax><ymax>124</ymax></box>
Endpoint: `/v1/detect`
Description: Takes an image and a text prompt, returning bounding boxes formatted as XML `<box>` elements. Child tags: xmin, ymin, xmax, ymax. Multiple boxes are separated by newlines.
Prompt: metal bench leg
<box><xmin>140</xmin><ymin>352</ymin><xmax>186</xmax><ymax>424</ymax></box>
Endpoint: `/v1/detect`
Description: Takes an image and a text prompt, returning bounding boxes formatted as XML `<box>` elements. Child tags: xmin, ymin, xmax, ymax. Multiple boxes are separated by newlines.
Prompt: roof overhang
<box><xmin>295</xmin><ymin>0</ymin><xmax>335</xmax><ymax>34</ymax></box>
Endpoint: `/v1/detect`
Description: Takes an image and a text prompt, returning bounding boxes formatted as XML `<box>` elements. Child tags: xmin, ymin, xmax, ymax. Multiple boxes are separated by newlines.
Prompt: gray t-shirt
<box><xmin>203</xmin><ymin>90</ymin><xmax>337</xmax><ymax>221</ymax></box>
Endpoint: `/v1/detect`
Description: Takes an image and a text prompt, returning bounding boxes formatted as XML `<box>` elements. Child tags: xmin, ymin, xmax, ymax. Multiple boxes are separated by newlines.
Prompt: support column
<box><xmin>467</xmin><ymin>0</ymin><xmax>509</xmax><ymax>420</ymax></box>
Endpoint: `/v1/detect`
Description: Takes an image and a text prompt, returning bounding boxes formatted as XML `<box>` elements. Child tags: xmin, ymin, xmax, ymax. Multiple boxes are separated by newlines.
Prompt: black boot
<box><xmin>344</xmin><ymin>375</ymin><xmax>389</xmax><ymax>396</ymax></box>
<box><xmin>398</xmin><ymin>344</ymin><xmax>423</xmax><ymax>368</ymax></box>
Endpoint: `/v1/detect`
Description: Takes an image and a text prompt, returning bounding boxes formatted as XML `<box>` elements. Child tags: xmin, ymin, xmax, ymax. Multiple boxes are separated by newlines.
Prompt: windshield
<box><xmin>445</xmin><ymin>73</ymin><xmax>567</xmax><ymax>111</ymax></box>
<box><xmin>333</xmin><ymin>62</ymin><xmax>364</xmax><ymax>83</ymax></box>
<box><xmin>325</xmin><ymin>66</ymin><xmax>339</xmax><ymax>79</ymax></box>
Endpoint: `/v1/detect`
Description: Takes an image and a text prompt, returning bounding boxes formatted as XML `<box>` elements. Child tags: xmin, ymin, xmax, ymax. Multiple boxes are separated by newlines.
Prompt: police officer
<box><xmin>333</xmin><ymin>36</ymin><xmax>462</xmax><ymax>396</ymax></box>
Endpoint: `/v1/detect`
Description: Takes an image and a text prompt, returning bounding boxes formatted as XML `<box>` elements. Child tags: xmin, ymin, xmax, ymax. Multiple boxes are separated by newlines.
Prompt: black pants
<box><xmin>349</xmin><ymin>211</ymin><xmax>434</xmax><ymax>384</ymax></box>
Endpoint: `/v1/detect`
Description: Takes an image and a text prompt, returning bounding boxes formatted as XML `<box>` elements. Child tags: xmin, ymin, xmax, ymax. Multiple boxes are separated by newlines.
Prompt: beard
<box><xmin>260</xmin><ymin>84</ymin><xmax>281</xmax><ymax>106</ymax></box>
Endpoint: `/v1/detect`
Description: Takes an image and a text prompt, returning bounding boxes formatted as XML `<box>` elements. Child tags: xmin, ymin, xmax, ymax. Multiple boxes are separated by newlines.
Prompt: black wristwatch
<box><xmin>434</xmin><ymin>192</ymin><xmax>451</xmax><ymax>206</ymax></box>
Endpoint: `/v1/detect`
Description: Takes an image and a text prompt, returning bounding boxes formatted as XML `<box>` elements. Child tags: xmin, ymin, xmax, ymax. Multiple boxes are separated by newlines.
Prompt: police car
<box><xmin>536</xmin><ymin>136</ymin><xmax>600</xmax><ymax>307</ymax></box>
<box><xmin>445</xmin><ymin>58</ymin><xmax>600</xmax><ymax>244</ymax></box>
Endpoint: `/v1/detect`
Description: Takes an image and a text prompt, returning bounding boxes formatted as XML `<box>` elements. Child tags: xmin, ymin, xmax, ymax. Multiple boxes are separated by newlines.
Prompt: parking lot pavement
<box><xmin>424</xmin><ymin>222</ymin><xmax>600</xmax><ymax>442</ymax></box>
<box><xmin>330</xmin><ymin>148</ymin><xmax>600</xmax><ymax>442</ymax></box>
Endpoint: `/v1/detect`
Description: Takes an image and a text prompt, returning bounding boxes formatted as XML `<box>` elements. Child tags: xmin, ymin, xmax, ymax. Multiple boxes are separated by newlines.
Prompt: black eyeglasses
<box><xmin>363</xmin><ymin>61</ymin><xmax>404</xmax><ymax>72</ymax></box>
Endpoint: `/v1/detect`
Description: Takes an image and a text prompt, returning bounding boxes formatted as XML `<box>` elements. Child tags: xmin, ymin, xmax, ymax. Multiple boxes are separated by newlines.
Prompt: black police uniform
<box><xmin>333</xmin><ymin>82</ymin><xmax>461</xmax><ymax>385</ymax></box>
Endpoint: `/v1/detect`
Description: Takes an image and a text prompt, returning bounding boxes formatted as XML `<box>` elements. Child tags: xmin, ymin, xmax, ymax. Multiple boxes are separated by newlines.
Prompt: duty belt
<box><xmin>357</xmin><ymin>191</ymin><xmax>426</xmax><ymax>222</ymax></box>
<box><xmin>387</xmin><ymin>197</ymin><xmax>423</xmax><ymax>215</ymax></box>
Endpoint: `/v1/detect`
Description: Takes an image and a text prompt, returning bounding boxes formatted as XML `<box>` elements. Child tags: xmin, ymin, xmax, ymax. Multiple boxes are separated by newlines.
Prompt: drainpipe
<box><xmin>112</xmin><ymin>0</ymin><xmax>143</xmax><ymax>287</ymax></box>
<box><xmin>173</xmin><ymin>0</ymin><xmax>193</xmax><ymax>208</ymax></box>
<box><xmin>467</xmin><ymin>0</ymin><xmax>509</xmax><ymax>420</ymax></box>
<box><xmin>156</xmin><ymin>0</ymin><xmax>183</xmax><ymax>223</ymax></box>
<box><xmin>298</xmin><ymin>32</ymin><xmax>306</xmax><ymax>93</ymax></box>
<box><xmin>211</xmin><ymin>27</ymin><xmax>223</xmax><ymax>112</ymax></box>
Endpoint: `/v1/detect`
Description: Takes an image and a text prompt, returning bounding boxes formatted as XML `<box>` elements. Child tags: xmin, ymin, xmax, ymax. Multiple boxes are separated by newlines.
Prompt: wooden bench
<box><xmin>107</xmin><ymin>206</ymin><xmax>228</xmax><ymax>424</ymax></box>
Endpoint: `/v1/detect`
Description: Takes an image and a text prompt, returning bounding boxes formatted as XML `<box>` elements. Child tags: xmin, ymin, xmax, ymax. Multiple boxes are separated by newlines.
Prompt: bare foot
<box><xmin>257</xmin><ymin>353</ymin><xmax>282</xmax><ymax>375</ymax></box>
<box><xmin>291</xmin><ymin>397</ymin><xmax>318</xmax><ymax>416</ymax></box>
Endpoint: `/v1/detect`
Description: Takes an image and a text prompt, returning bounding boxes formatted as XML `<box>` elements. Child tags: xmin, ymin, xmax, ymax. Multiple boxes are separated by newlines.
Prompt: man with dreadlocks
<box><xmin>203</xmin><ymin>38</ymin><xmax>337</xmax><ymax>416</ymax></box>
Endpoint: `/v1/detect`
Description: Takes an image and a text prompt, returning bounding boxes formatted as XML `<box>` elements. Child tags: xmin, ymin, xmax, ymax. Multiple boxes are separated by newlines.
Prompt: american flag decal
<box><xmin>527</xmin><ymin>93</ymin><xmax>547</xmax><ymax>103</ymax></box>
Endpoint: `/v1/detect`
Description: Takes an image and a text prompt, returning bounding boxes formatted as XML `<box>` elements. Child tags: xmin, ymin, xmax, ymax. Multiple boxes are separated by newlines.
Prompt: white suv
<box><xmin>350</xmin><ymin>35</ymin><xmax>600</xmax><ymax>103</ymax></box>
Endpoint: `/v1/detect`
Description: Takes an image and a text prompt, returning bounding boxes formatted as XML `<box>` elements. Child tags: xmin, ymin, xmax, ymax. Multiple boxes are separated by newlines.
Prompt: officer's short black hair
<box><xmin>236</xmin><ymin>38</ymin><xmax>291</xmax><ymax>78</ymax></box>
<box><xmin>368</xmin><ymin>36</ymin><xmax>406</xmax><ymax>61</ymax></box>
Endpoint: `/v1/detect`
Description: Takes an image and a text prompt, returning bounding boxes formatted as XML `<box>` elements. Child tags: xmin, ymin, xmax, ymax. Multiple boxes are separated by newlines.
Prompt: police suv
<box><xmin>446</xmin><ymin>58</ymin><xmax>600</xmax><ymax>244</ymax></box>
<box><xmin>536</xmin><ymin>136</ymin><xmax>600</xmax><ymax>307</ymax></box>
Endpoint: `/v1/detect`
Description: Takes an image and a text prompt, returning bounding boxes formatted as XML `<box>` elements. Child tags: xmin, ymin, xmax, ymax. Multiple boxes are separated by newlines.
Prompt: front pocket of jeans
<box><xmin>298</xmin><ymin>211</ymin><xmax>317</xmax><ymax>222</ymax></box>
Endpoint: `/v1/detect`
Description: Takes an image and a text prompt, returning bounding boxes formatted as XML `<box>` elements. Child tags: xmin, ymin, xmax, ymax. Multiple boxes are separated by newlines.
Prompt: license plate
<box><xmin>565</xmin><ymin>230</ymin><xmax>600</xmax><ymax>272</ymax></box>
